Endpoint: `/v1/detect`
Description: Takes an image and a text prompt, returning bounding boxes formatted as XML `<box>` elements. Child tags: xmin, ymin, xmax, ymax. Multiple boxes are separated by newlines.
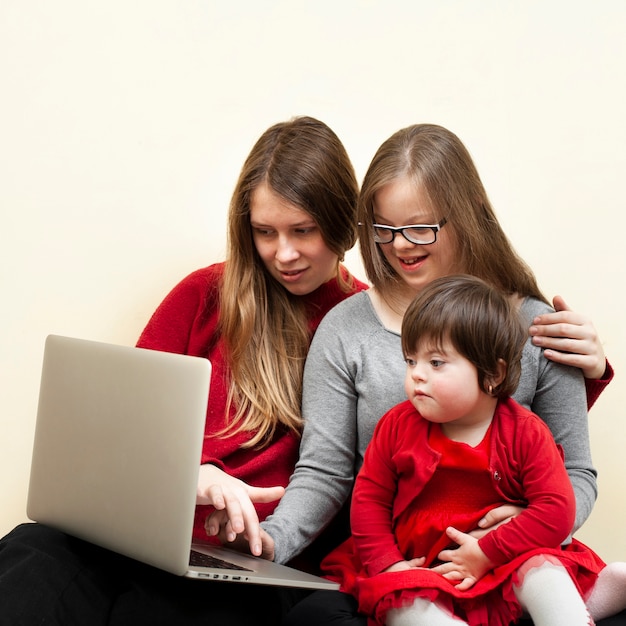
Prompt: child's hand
<box><xmin>383</xmin><ymin>556</ymin><xmax>426</xmax><ymax>573</ymax></box>
<box><xmin>430</xmin><ymin>526</ymin><xmax>493</xmax><ymax>590</ymax></box>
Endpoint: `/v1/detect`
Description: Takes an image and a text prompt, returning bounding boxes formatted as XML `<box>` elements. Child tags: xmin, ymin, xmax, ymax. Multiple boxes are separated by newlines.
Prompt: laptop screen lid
<box><xmin>27</xmin><ymin>334</ymin><xmax>210</xmax><ymax>575</ymax></box>
<box><xmin>27</xmin><ymin>335</ymin><xmax>340</xmax><ymax>590</ymax></box>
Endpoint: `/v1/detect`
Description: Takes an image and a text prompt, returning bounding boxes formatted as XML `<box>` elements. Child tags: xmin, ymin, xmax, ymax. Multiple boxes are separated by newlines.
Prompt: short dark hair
<box><xmin>401</xmin><ymin>274</ymin><xmax>527</xmax><ymax>397</ymax></box>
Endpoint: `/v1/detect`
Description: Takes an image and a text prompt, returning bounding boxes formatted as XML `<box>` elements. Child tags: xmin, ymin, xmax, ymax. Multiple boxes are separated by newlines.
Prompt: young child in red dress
<box><xmin>321</xmin><ymin>274</ymin><xmax>626</xmax><ymax>626</ymax></box>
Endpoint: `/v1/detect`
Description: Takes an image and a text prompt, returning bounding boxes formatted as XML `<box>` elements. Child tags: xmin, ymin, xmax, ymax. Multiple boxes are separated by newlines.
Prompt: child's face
<box><xmin>404</xmin><ymin>339</ymin><xmax>491</xmax><ymax>427</ymax></box>
<box><xmin>373</xmin><ymin>177</ymin><xmax>458</xmax><ymax>295</ymax></box>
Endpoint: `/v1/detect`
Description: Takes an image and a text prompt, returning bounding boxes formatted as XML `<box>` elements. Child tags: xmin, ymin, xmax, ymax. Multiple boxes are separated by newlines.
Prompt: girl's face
<box><xmin>404</xmin><ymin>340</ymin><xmax>493</xmax><ymax>428</ymax></box>
<box><xmin>373</xmin><ymin>177</ymin><xmax>458</xmax><ymax>296</ymax></box>
<box><xmin>250</xmin><ymin>183</ymin><xmax>339</xmax><ymax>296</ymax></box>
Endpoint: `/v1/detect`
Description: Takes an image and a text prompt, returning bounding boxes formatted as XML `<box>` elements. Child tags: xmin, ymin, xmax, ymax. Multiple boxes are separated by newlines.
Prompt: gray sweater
<box><xmin>262</xmin><ymin>291</ymin><xmax>597</xmax><ymax>565</ymax></box>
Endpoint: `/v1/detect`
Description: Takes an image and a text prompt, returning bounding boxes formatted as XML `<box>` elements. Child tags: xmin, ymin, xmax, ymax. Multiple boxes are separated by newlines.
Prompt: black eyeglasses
<box><xmin>367</xmin><ymin>217</ymin><xmax>447</xmax><ymax>245</ymax></box>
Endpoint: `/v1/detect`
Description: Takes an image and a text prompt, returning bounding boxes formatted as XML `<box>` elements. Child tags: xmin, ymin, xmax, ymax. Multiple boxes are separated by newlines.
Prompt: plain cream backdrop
<box><xmin>1</xmin><ymin>0</ymin><xmax>624</xmax><ymax>562</ymax></box>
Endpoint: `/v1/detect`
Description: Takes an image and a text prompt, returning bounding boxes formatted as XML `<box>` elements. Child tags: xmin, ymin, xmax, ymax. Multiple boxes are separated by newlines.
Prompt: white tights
<box><xmin>387</xmin><ymin>597</ymin><xmax>465</xmax><ymax>626</ymax></box>
<box><xmin>385</xmin><ymin>566</ymin><xmax>592</xmax><ymax>626</ymax></box>
<box><xmin>385</xmin><ymin>559</ymin><xmax>626</xmax><ymax>626</ymax></box>
<box><xmin>513</xmin><ymin>559</ymin><xmax>593</xmax><ymax>626</ymax></box>
<box><xmin>587</xmin><ymin>561</ymin><xmax>626</xmax><ymax>621</ymax></box>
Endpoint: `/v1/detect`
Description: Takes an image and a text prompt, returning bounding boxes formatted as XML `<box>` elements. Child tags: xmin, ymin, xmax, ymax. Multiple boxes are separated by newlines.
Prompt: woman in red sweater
<box><xmin>0</xmin><ymin>115</ymin><xmax>367</xmax><ymax>625</ymax></box>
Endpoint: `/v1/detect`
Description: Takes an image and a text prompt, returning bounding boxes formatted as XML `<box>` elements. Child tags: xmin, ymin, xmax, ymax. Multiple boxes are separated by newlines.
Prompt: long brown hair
<box><xmin>359</xmin><ymin>124</ymin><xmax>547</xmax><ymax>304</ymax></box>
<box><xmin>219</xmin><ymin>116</ymin><xmax>359</xmax><ymax>447</ymax></box>
<box><xmin>402</xmin><ymin>275</ymin><xmax>527</xmax><ymax>398</ymax></box>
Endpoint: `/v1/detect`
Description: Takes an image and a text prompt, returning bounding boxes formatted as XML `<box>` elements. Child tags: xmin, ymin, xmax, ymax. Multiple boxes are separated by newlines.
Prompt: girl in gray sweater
<box><xmin>264</xmin><ymin>124</ymin><xmax>623</xmax><ymax>625</ymax></box>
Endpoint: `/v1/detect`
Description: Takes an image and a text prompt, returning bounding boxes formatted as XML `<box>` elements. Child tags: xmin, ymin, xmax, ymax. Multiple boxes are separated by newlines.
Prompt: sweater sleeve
<box><xmin>516</xmin><ymin>299</ymin><xmax>597</xmax><ymax>533</ymax></box>
<box><xmin>586</xmin><ymin>360</ymin><xmax>614</xmax><ymax>410</ymax></box>
<box><xmin>262</xmin><ymin>303</ymin><xmax>361</xmax><ymax>564</ymax></box>
<box><xmin>350</xmin><ymin>411</ymin><xmax>407</xmax><ymax>576</ymax></box>
<box><xmin>479</xmin><ymin>410</ymin><xmax>577</xmax><ymax>566</ymax></box>
<box><xmin>527</xmin><ymin>358</ymin><xmax>596</xmax><ymax>532</ymax></box>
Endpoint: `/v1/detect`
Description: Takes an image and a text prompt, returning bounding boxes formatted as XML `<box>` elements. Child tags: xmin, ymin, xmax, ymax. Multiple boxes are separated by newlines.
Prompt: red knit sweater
<box><xmin>136</xmin><ymin>262</ymin><xmax>367</xmax><ymax>540</ymax></box>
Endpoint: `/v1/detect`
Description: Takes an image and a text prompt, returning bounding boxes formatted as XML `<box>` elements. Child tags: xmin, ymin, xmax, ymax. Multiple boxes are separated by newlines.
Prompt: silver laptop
<box><xmin>26</xmin><ymin>334</ymin><xmax>338</xmax><ymax>590</ymax></box>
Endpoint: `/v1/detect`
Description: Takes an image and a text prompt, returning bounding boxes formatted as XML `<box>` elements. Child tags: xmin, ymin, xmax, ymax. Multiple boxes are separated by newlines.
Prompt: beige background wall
<box><xmin>1</xmin><ymin>0</ymin><xmax>624</xmax><ymax>561</ymax></box>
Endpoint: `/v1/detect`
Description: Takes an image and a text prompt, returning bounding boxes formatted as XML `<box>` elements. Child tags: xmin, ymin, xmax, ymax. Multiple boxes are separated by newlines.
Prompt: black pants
<box><xmin>282</xmin><ymin>589</ymin><xmax>626</xmax><ymax>626</ymax></box>
<box><xmin>0</xmin><ymin>523</ymin><xmax>306</xmax><ymax>626</ymax></box>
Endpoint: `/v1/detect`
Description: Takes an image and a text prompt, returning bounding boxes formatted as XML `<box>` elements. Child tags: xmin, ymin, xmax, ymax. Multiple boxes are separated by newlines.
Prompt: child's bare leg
<box><xmin>586</xmin><ymin>562</ymin><xmax>626</xmax><ymax>621</ymax></box>
<box><xmin>513</xmin><ymin>556</ymin><xmax>593</xmax><ymax>626</ymax></box>
<box><xmin>387</xmin><ymin>597</ymin><xmax>468</xmax><ymax>626</ymax></box>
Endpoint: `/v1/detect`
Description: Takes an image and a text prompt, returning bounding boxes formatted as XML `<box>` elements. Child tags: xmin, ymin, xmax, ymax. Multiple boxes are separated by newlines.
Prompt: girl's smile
<box><xmin>373</xmin><ymin>177</ymin><xmax>457</xmax><ymax>295</ymax></box>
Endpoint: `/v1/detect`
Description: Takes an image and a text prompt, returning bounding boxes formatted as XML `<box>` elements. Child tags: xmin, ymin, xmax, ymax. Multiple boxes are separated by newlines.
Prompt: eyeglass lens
<box><xmin>373</xmin><ymin>225</ymin><xmax>437</xmax><ymax>245</ymax></box>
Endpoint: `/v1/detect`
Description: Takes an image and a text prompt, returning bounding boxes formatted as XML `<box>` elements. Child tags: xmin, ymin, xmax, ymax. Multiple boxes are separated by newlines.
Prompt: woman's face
<box><xmin>250</xmin><ymin>182</ymin><xmax>339</xmax><ymax>296</ymax></box>
<box><xmin>373</xmin><ymin>177</ymin><xmax>458</xmax><ymax>295</ymax></box>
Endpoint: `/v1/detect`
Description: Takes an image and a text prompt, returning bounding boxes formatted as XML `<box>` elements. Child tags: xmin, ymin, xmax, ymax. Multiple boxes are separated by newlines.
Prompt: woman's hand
<box><xmin>197</xmin><ymin>464</ymin><xmax>285</xmax><ymax>556</ymax></box>
<box><xmin>529</xmin><ymin>296</ymin><xmax>607</xmax><ymax>380</ymax></box>
<box><xmin>205</xmin><ymin>521</ymin><xmax>277</xmax><ymax>561</ymax></box>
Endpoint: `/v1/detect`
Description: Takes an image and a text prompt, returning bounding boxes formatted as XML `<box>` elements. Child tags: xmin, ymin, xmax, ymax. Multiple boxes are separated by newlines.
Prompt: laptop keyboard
<box><xmin>189</xmin><ymin>549</ymin><xmax>253</xmax><ymax>571</ymax></box>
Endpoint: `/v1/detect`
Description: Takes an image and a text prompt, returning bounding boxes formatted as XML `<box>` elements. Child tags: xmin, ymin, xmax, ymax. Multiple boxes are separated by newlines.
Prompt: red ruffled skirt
<box><xmin>322</xmin><ymin>537</ymin><xmax>605</xmax><ymax>626</ymax></box>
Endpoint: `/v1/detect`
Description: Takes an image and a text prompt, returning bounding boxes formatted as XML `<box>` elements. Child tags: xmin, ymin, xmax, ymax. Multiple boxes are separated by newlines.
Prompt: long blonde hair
<box><xmin>219</xmin><ymin>116</ymin><xmax>359</xmax><ymax>448</ymax></box>
<box><xmin>359</xmin><ymin>124</ymin><xmax>547</xmax><ymax>304</ymax></box>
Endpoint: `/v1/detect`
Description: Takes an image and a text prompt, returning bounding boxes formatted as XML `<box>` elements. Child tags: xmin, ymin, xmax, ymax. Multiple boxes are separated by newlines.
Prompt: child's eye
<box><xmin>404</xmin><ymin>357</ymin><xmax>417</xmax><ymax>367</ymax></box>
<box><xmin>430</xmin><ymin>359</ymin><xmax>444</xmax><ymax>368</ymax></box>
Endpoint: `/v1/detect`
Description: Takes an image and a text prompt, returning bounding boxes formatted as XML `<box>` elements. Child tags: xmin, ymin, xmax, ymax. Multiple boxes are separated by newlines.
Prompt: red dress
<box><xmin>322</xmin><ymin>400</ymin><xmax>605</xmax><ymax>626</ymax></box>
